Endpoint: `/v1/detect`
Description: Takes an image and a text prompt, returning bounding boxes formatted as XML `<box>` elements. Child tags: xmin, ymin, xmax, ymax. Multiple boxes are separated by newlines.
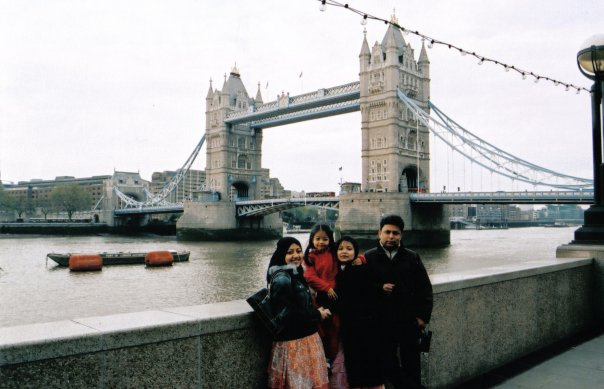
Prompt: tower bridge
<box><xmin>108</xmin><ymin>17</ymin><xmax>591</xmax><ymax>244</ymax></box>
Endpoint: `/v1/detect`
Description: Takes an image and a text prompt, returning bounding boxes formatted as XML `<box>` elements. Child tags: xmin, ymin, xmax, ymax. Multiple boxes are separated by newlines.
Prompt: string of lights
<box><xmin>317</xmin><ymin>0</ymin><xmax>590</xmax><ymax>94</ymax></box>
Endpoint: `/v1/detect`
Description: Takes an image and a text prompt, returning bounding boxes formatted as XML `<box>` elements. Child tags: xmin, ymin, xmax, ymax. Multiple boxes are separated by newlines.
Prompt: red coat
<box><xmin>303</xmin><ymin>250</ymin><xmax>338</xmax><ymax>292</ymax></box>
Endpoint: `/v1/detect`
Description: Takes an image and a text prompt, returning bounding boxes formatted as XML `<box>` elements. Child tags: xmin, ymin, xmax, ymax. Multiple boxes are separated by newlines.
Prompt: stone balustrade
<box><xmin>0</xmin><ymin>257</ymin><xmax>600</xmax><ymax>388</ymax></box>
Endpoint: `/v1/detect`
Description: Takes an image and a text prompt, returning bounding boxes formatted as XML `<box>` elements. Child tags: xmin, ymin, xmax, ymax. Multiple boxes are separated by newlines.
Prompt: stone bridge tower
<box><xmin>359</xmin><ymin>16</ymin><xmax>431</xmax><ymax>193</ymax></box>
<box><xmin>177</xmin><ymin>65</ymin><xmax>282</xmax><ymax>240</ymax></box>
<box><xmin>204</xmin><ymin>65</ymin><xmax>268</xmax><ymax>201</ymax></box>
<box><xmin>337</xmin><ymin>17</ymin><xmax>449</xmax><ymax>246</ymax></box>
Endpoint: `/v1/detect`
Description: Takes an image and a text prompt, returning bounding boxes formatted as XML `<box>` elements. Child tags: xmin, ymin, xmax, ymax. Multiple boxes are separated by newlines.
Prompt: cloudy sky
<box><xmin>0</xmin><ymin>0</ymin><xmax>601</xmax><ymax>193</ymax></box>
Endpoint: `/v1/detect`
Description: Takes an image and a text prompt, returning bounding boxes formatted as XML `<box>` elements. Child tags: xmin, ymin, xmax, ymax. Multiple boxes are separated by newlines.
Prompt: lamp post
<box><xmin>574</xmin><ymin>34</ymin><xmax>604</xmax><ymax>243</ymax></box>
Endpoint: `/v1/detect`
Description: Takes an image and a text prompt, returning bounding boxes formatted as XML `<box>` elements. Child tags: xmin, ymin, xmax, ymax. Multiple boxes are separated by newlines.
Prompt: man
<box><xmin>364</xmin><ymin>214</ymin><xmax>433</xmax><ymax>389</ymax></box>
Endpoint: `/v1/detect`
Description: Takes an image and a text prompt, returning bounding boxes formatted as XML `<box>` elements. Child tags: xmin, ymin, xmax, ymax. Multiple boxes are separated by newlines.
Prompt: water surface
<box><xmin>0</xmin><ymin>227</ymin><xmax>575</xmax><ymax>327</ymax></box>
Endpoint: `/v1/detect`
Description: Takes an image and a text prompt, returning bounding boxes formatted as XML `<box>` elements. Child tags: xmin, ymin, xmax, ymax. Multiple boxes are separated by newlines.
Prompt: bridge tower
<box><xmin>177</xmin><ymin>65</ymin><xmax>282</xmax><ymax>240</ymax></box>
<box><xmin>359</xmin><ymin>16</ymin><xmax>431</xmax><ymax>193</ymax></box>
<box><xmin>338</xmin><ymin>16</ymin><xmax>449</xmax><ymax>246</ymax></box>
<box><xmin>203</xmin><ymin>65</ymin><xmax>268</xmax><ymax>201</ymax></box>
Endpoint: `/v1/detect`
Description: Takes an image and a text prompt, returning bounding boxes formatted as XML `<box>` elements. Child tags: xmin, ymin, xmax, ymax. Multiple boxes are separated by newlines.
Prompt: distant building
<box><xmin>150</xmin><ymin>169</ymin><xmax>205</xmax><ymax>203</ymax></box>
<box><xmin>340</xmin><ymin>182</ymin><xmax>361</xmax><ymax>195</ymax></box>
<box><xmin>3</xmin><ymin>175</ymin><xmax>112</xmax><ymax>217</ymax></box>
<box><xmin>2</xmin><ymin>172</ymin><xmax>151</xmax><ymax>219</ymax></box>
<box><xmin>536</xmin><ymin>205</ymin><xmax>584</xmax><ymax>222</ymax></box>
<box><xmin>259</xmin><ymin>177</ymin><xmax>288</xmax><ymax>199</ymax></box>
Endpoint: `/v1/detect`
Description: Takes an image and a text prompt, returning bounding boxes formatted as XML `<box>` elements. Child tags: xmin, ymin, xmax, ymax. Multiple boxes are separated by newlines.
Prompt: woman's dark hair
<box><xmin>266</xmin><ymin>237</ymin><xmax>302</xmax><ymax>282</ymax></box>
<box><xmin>303</xmin><ymin>223</ymin><xmax>335</xmax><ymax>266</ymax></box>
<box><xmin>334</xmin><ymin>236</ymin><xmax>359</xmax><ymax>261</ymax></box>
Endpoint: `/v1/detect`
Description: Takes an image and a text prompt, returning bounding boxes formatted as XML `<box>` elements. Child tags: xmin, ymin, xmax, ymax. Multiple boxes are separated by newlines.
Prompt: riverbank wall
<box><xmin>0</xmin><ymin>222</ymin><xmax>109</xmax><ymax>235</ymax></box>
<box><xmin>0</xmin><ymin>258</ymin><xmax>600</xmax><ymax>388</ymax></box>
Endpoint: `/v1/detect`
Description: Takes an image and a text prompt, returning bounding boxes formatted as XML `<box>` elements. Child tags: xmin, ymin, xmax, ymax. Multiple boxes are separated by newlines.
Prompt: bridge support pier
<box><xmin>96</xmin><ymin>210</ymin><xmax>116</xmax><ymax>226</ymax></box>
<box><xmin>176</xmin><ymin>201</ymin><xmax>282</xmax><ymax>241</ymax></box>
<box><xmin>336</xmin><ymin>192</ymin><xmax>450</xmax><ymax>247</ymax></box>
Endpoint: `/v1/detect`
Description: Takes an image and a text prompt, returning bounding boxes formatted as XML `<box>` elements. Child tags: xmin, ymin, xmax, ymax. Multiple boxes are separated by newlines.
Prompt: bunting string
<box><xmin>317</xmin><ymin>0</ymin><xmax>589</xmax><ymax>94</ymax></box>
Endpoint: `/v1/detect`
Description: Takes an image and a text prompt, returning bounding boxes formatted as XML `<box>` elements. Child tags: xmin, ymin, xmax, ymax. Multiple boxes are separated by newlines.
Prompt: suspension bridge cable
<box><xmin>396</xmin><ymin>89</ymin><xmax>592</xmax><ymax>190</ymax></box>
<box><xmin>114</xmin><ymin>135</ymin><xmax>206</xmax><ymax>208</ymax></box>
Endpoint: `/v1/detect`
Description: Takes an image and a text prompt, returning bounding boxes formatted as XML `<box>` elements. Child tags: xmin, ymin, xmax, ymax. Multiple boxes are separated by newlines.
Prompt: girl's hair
<box><xmin>303</xmin><ymin>223</ymin><xmax>335</xmax><ymax>266</ymax></box>
<box><xmin>334</xmin><ymin>236</ymin><xmax>359</xmax><ymax>261</ymax></box>
<box><xmin>266</xmin><ymin>237</ymin><xmax>302</xmax><ymax>282</ymax></box>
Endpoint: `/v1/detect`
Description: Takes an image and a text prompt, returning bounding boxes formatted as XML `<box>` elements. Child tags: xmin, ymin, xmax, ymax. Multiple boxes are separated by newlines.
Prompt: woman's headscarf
<box><xmin>266</xmin><ymin>237</ymin><xmax>302</xmax><ymax>282</ymax></box>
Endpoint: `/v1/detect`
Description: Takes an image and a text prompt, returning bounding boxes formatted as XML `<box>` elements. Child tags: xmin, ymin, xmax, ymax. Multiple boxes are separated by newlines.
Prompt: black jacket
<box><xmin>365</xmin><ymin>245</ymin><xmax>433</xmax><ymax>324</ymax></box>
<box><xmin>335</xmin><ymin>263</ymin><xmax>384</xmax><ymax>387</ymax></box>
<box><xmin>268</xmin><ymin>264</ymin><xmax>321</xmax><ymax>341</ymax></box>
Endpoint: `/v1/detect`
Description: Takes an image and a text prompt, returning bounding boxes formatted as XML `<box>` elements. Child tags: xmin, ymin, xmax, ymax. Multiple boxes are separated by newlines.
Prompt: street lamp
<box><xmin>574</xmin><ymin>34</ymin><xmax>604</xmax><ymax>243</ymax></box>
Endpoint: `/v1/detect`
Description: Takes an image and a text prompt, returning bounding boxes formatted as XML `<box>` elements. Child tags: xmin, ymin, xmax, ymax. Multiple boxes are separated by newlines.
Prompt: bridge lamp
<box><xmin>574</xmin><ymin>34</ymin><xmax>604</xmax><ymax>243</ymax></box>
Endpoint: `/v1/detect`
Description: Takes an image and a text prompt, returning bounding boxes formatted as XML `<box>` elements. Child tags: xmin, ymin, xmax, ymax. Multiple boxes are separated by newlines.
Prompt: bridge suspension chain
<box><xmin>114</xmin><ymin>135</ymin><xmax>206</xmax><ymax>208</ymax></box>
<box><xmin>396</xmin><ymin>90</ymin><xmax>592</xmax><ymax>191</ymax></box>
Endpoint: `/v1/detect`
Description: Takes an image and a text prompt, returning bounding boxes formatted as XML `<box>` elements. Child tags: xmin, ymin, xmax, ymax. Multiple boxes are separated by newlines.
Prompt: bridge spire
<box><xmin>255</xmin><ymin>82</ymin><xmax>263</xmax><ymax>104</ymax></box>
<box><xmin>206</xmin><ymin>78</ymin><xmax>214</xmax><ymax>100</ymax></box>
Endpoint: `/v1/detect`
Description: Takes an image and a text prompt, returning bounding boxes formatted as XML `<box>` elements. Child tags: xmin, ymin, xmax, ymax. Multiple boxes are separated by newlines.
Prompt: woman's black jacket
<box><xmin>268</xmin><ymin>264</ymin><xmax>321</xmax><ymax>341</ymax></box>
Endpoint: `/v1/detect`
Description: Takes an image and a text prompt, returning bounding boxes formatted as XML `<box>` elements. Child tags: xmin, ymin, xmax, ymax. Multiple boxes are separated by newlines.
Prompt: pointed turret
<box><xmin>418</xmin><ymin>41</ymin><xmax>431</xmax><ymax>103</ymax></box>
<box><xmin>419</xmin><ymin>42</ymin><xmax>430</xmax><ymax>66</ymax></box>
<box><xmin>255</xmin><ymin>82</ymin><xmax>263</xmax><ymax>104</ymax></box>
<box><xmin>206</xmin><ymin>78</ymin><xmax>214</xmax><ymax>100</ymax></box>
<box><xmin>360</xmin><ymin>29</ymin><xmax>370</xmax><ymax>58</ymax></box>
<box><xmin>221</xmin><ymin>73</ymin><xmax>228</xmax><ymax>93</ymax></box>
<box><xmin>359</xmin><ymin>28</ymin><xmax>371</xmax><ymax>72</ymax></box>
<box><xmin>380</xmin><ymin>14</ymin><xmax>406</xmax><ymax>55</ymax></box>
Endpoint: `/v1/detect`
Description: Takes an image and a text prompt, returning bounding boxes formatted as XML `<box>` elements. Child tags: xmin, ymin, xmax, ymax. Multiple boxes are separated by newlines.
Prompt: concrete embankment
<box><xmin>0</xmin><ymin>257</ymin><xmax>601</xmax><ymax>388</ymax></box>
<box><xmin>0</xmin><ymin>222</ymin><xmax>109</xmax><ymax>235</ymax></box>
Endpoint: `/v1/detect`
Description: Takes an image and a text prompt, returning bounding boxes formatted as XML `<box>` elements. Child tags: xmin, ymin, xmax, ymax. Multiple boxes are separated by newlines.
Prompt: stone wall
<box><xmin>336</xmin><ymin>191</ymin><xmax>450</xmax><ymax>246</ymax></box>
<box><xmin>0</xmin><ymin>259</ymin><xmax>597</xmax><ymax>388</ymax></box>
<box><xmin>176</xmin><ymin>200</ymin><xmax>282</xmax><ymax>240</ymax></box>
<box><xmin>557</xmin><ymin>244</ymin><xmax>604</xmax><ymax>323</ymax></box>
<box><xmin>425</xmin><ymin>258</ymin><xmax>596</xmax><ymax>387</ymax></box>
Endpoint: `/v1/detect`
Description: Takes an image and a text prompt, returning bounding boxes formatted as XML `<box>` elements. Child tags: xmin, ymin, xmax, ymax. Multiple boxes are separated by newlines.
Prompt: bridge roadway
<box><xmin>224</xmin><ymin>81</ymin><xmax>360</xmax><ymax>128</ymax></box>
<box><xmin>409</xmin><ymin>190</ymin><xmax>594</xmax><ymax>204</ymax></box>
<box><xmin>112</xmin><ymin>191</ymin><xmax>594</xmax><ymax>217</ymax></box>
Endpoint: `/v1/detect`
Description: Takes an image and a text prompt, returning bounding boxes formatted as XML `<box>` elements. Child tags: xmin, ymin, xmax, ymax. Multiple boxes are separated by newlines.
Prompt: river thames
<box><xmin>0</xmin><ymin>227</ymin><xmax>577</xmax><ymax>328</ymax></box>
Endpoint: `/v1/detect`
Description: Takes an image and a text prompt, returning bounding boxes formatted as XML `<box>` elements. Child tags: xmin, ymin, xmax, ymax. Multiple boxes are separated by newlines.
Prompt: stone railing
<box><xmin>0</xmin><ymin>258</ymin><xmax>599</xmax><ymax>388</ymax></box>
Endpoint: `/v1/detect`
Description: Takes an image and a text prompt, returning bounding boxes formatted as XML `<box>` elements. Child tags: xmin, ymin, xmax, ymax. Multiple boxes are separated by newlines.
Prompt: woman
<box><xmin>266</xmin><ymin>237</ymin><xmax>332</xmax><ymax>389</ymax></box>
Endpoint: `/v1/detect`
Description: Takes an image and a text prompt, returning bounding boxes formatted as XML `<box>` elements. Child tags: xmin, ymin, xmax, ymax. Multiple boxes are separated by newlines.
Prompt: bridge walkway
<box><xmin>459</xmin><ymin>329</ymin><xmax>604</xmax><ymax>388</ymax></box>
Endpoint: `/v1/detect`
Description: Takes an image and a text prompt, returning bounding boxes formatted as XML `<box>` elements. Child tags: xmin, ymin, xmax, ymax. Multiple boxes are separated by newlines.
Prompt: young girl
<box><xmin>302</xmin><ymin>224</ymin><xmax>340</xmax><ymax>366</ymax></box>
<box><xmin>266</xmin><ymin>237</ymin><xmax>332</xmax><ymax>389</ymax></box>
<box><xmin>334</xmin><ymin>236</ymin><xmax>384</xmax><ymax>389</ymax></box>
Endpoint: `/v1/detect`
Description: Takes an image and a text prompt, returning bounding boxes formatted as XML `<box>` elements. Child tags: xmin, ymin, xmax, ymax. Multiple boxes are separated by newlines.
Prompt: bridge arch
<box><xmin>401</xmin><ymin>165</ymin><xmax>427</xmax><ymax>193</ymax></box>
<box><xmin>230</xmin><ymin>181</ymin><xmax>249</xmax><ymax>201</ymax></box>
<box><xmin>401</xmin><ymin>166</ymin><xmax>417</xmax><ymax>192</ymax></box>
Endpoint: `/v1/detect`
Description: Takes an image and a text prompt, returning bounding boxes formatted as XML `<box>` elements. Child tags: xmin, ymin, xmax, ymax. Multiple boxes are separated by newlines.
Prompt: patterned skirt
<box><xmin>268</xmin><ymin>332</ymin><xmax>329</xmax><ymax>389</ymax></box>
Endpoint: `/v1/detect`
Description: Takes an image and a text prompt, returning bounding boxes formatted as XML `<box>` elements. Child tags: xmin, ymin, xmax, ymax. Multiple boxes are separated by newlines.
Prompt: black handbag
<box><xmin>246</xmin><ymin>273</ymin><xmax>287</xmax><ymax>336</ymax></box>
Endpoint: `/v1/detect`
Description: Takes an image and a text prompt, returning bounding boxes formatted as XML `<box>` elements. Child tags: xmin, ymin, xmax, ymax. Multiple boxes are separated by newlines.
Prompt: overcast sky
<box><xmin>0</xmin><ymin>0</ymin><xmax>601</xmax><ymax>193</ymax></box>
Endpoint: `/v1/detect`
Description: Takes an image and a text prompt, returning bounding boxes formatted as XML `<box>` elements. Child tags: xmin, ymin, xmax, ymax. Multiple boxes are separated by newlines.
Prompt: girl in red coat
<box><xmin>303</xmin><ymin>224</ymin><xmax>340</xmax><ymax>367</ymax></box>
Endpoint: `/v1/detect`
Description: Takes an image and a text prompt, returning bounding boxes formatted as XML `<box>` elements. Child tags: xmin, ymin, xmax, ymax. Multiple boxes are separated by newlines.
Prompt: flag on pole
<box><xmin>299</xmin><ymin>71</ymin><xmax>303</xmax><ymax>78</ymax></box>
<box><xmin>339</xmin><ymin>166</ymin><xmax>343</xmax><ymax>171</ymax></box>
<box><xmin>265</xmin><ymin>81</ymin><xmax>269</xmax><ymax>89</ymax></box>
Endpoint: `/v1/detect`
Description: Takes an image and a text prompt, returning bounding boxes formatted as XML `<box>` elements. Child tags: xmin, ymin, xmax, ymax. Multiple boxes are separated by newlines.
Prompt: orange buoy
<box><xmin>145</xmin><ymin>250</ymin><xmax>174</xmax><ymax>267</ymax></box>
<box><xmin>69</xmin><ymin>254</ymin><xmax>103</xmax><ymax>271</ymax></box>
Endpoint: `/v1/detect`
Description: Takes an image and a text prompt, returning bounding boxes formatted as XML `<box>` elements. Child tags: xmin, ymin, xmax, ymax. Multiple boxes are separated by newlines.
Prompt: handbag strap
<box><xmin>268</xmin><ymin>269</ymin><xmax>290</xmax><ymax>289</ymax></box>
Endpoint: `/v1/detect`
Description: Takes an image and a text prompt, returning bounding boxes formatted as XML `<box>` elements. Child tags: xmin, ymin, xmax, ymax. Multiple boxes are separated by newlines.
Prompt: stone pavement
<box><xmin>458</xmin><ymin>330</ymin><xmax>604</xmax><ymax>388</ymax></box>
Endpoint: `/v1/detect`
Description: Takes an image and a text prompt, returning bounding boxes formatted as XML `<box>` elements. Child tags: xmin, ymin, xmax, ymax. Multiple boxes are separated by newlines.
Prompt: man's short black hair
<box><xmin>380</xmin><ymin>214</ymin><xmax>405</xmax><ymax>231</ymax></box>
